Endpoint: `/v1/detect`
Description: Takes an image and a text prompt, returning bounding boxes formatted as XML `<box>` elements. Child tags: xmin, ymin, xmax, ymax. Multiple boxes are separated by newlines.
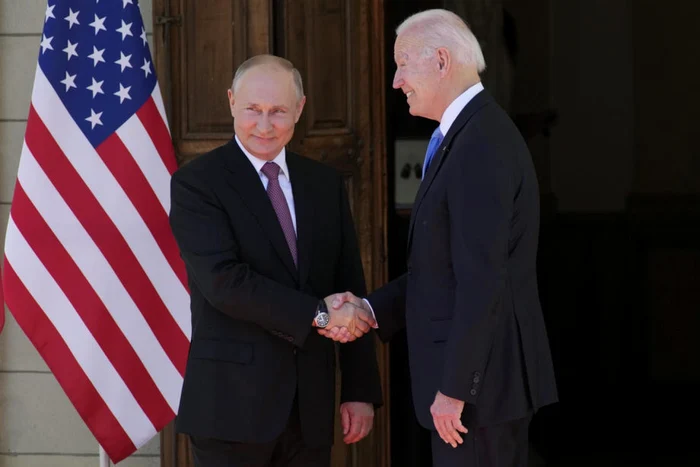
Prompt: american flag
<box><xmin>1</xmin><ymin>0</ymin><xmax>190</xmax><ymax>463</ymax></box>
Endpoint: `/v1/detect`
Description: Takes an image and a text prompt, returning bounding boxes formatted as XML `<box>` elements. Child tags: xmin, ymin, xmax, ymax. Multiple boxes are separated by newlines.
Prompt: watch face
<box><xmin>316</xmin><ymin>312</ymin><xmax>330</xmax><ymax>328</ymax></box>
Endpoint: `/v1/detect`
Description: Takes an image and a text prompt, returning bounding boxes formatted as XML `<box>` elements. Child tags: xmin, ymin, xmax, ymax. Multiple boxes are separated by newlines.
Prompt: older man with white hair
<box><xmin>326</xmin><ymin>9</ymin><xmax>558</xmax><ymax>467</ymax></box>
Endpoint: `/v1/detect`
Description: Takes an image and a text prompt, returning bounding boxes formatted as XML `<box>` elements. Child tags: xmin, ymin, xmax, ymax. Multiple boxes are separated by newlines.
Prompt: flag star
<box><xmin>60</xmin><ymin>72</ymin><xmax>77</xmax><ymax>92</ymax></box>
<box><xmin>116</xmin><ymin>20</ymin><xmax>133</xmax><ymax>41</ymax></box>
<box><xmin>64</xmin><ymin>8</ymin><xmax>80</xmax><ymax>29</ymax></box>
<box><xmin>89</xmin><ymin>14</ymin><xmax>107</xmax><ymax>35</ymax></box>
<box><xmin>88</xmin><ymin>46</ymin><xmax>106</xmax><ymax>66</ymax></box>
<box><xmin>123</xmin><ymin>0</ymin><xmax>134</xmax><ymax>7</ymax></box>
<box><xmin>63</xmin><ymin>40</ymin><xmax>79</xmax><ymax>61</ymax></box>
<box><xmin>115</xmin><ymin>52</ymin><xmax>133</xmax><ymax>72</ymax></box>
<box><xmin>87</xmin><ymin>78</ymin><xmax>105</xmax><ymax>98</ymax></box>
<box><xmin>40</xmin><ymin>35</ymin><xmax>54</xmax><ymax>54</ymax></box>
<box><xmin>86</xmin><ymin>109</ymin><xmax>103</xmax><ymax>129</ymax></box>
<box><xmin>141</xmin><ymin>58</ymin><xmax>152</xmax><ymax>77</ymax></box>
<box><xmin>45</xmin><ymin>4</ymin><xmax>55</xmax><ymax>23</ymax></box>
<box><xmin>114</xmin><ymin>83</ymin><xmax>132</xmax><ymax>104</ymax></box>
<box><xmin>140</xmin><ymin>27</ymin><xmax>147</xmax><ymax>46</ymax></box>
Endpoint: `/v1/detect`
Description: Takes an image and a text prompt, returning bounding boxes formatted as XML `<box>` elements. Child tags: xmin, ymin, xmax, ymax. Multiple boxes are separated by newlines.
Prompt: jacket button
<box><xmin>407</xmin><ymin>265</ymin><xmax>413</xmax><ymax>276</ymax></box>
<box><xmin>470</xmin><ymin>389</ymin><xmax>477</xmax><ymax>396</ymax></box>
<box><xmin>287</xmin><ymin>336</ymin><xmax>294</xmax><ymax>343</ymax></box>
<box><xmin>473</xmin><ymin>376</ymin><xmax>480</xmax><ymax>383</ymax></box>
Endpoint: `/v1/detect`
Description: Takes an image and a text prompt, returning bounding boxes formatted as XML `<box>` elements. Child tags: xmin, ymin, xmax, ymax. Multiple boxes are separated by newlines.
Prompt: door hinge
<box><xmin>155</xmin><ymin>15</ymin><xmax>182</xmax><ymax>26</ymax></box>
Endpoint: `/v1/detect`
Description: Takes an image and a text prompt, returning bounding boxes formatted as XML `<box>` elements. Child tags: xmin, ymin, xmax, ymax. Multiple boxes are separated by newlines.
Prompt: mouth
<box><xmin>405</xmin><ymin>91</ymin><xmax>414</xmax><ymax>98</ymax></box>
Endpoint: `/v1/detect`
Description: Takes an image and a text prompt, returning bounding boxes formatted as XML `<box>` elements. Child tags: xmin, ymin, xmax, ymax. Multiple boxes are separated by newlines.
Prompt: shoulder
<box><xmin>172</xmin><ymin>140</ymin><xmax>235</xmax><ymax>183</ymax></box>
<box><xmin>288</xmin><ymin>151</ymin><xmax>343</xmax><ymax>185</ymax></box>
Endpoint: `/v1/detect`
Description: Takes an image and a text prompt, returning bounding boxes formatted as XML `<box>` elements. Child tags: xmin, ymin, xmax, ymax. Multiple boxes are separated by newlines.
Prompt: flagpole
<box><xmin>99</xmin><ymin>446</ymin><xmax>110</xmax><ymax>467</ymax></box>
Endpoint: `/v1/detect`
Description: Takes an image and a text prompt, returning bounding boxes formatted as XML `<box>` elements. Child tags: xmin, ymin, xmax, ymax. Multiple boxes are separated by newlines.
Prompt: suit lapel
<box><xmin>286</xmin><ymin>153</ymin><xmax>313</xmax><ymax>289</ymax></box>
<box><xmin>221</xmin><ymin>140</ymin><xmax>299</xmax><ymax>280</ymax></box>
<box><xmin>406</xmin><ymin>90</ymin><xmax>493</xmax><ymax>254</ymax></box>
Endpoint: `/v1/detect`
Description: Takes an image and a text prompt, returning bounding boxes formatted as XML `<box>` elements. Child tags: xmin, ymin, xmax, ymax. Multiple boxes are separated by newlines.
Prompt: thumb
<box><xmin>341</xmin><ymin>405</ymin><xmax>351</xmax><ymax>435</ymax></box>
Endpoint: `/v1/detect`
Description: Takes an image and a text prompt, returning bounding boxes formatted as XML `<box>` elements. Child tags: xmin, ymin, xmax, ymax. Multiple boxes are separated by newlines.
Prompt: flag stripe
<box><xmin>5</xmin><ymin>3</ymin><xmax>189</xmax><ymax>462</ymax></box>
<box><xmin>11</xmin><ymin>181</ymin><xmax>175</xmax><ymax>428</ymax></box>
<box><xmin>152</xmin><ymin>85</ymin><xmax>171</xmax><ymax>136</ymax></box>
<box><xmin>137</xmin><ymin>98</ymin><xmax>178</xmax><ymax>175</ymax></box>
<box><xmin>31</xmin><ymin>68</ymin><xmax>191</xmax><ymax>338</ymax></box>
<box><xmin>24</xmin><ymin>105</ymin><xmax>188</xmax><ymax>375</ymax></box>
<box><xmin>115</xmin><ymin>113</ymin><xmax>172</xmax><ymax>213</ymax></box>
<box><xmin>3</xmin><ymin>219</ymin><xmax>155</xmax><ymax>445</ymax></box>
<box><xmin>17</xmin><ymin>142</ymin><xmax>183</xmax><ymax>412</ymax></box>
<box><xmin>97</xmin><ymin>131</ymin><xmax>188</xmax><ymax>291</ymax></box>
<box><xmin>3</xmin><ymin>262</ymin><xmax>136</xmax><ymax>460</ymax></box>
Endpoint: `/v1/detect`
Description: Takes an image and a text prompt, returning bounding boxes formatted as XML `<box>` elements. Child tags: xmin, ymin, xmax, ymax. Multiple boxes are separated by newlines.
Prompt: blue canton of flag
<box><xmin>40</xmin><ymin>0</ymin><xmax>156</xmax><ymax>147</ymax></box>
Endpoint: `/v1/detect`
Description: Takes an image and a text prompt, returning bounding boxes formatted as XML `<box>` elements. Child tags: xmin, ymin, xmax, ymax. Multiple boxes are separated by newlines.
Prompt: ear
<box><xmin>227</xmin><ymin>89</ymin><xmax>235</xmax><ymax>116</ymax></box>
<box><xmin>436</xmin><ymin>47</ymin><xmax>451</xmax><ymax>76</ymax></box>
<box><xmin>294</xmin><ymin>96</ymin><xmax>307</xmax><ymax>123</ymax></box>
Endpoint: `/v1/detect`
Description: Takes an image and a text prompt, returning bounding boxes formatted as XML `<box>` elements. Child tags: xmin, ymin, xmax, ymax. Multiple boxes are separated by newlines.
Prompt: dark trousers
<box><xmin>430</xmin><ymin>416</ymin><xmax>531</xmax><ymax>467</ymax></box>
<box><xmin>189</xmin><ymin>399</ymin><xmax>330</xmax><ymax>467</ymax></box>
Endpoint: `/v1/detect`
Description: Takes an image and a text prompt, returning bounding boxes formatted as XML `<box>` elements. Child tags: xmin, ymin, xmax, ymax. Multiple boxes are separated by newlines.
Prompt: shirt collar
<box><xmin>235</xmin><ymin>135</ymin><xmax>290</xmax><ymax>182</ymax></box>
<box><xmin>439</xmin><ymin>82</ymin><xmax>485</xmax><ymax>136</ymax></box>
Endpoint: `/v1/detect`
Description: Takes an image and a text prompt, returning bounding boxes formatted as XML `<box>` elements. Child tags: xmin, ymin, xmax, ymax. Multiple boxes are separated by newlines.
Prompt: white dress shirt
<box><xmin>364</xmin><ymin>81</ymin><xmax>485</xmax><ymax>327</ymax></box>
<box><xmin>235</xmin><ymin>135</ymin><xmax>297</xmax><ymax>234</ymax></box>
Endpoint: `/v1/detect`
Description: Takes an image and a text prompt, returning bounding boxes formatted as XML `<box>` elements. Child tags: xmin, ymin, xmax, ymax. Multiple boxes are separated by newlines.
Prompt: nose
<box><xmin>257</xmin><ymin>114</ymin><xmax>272</xmax><ymax>132</ymax></box>
<box><xmin>392</xmin><ymin>69</ymin><xmax>403</xmax><ymax>89</ymax></box>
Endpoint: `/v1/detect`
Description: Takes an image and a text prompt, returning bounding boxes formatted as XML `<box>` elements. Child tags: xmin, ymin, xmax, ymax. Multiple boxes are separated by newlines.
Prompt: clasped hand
<box><xmin>317</xmin><ymin>292</ymin><xmax>374</xmax><ymax>343</ymax></box>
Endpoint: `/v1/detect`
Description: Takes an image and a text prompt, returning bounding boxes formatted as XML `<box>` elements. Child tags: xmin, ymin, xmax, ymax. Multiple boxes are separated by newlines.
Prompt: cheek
<box><xmin>272</xmin><ymin>116</ymin><xmax>296</xmax><ymax>131</ymax></box>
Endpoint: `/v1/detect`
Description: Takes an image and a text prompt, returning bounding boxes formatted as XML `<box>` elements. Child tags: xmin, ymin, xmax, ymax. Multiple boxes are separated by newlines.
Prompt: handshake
<box><xmin>314</xmin><ymin>292</ymin><xmax>376</xmax><ymax>343</ymax></box>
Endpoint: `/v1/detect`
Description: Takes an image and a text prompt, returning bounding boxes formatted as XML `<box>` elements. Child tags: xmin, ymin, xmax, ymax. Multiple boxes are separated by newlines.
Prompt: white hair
<box><xmin>396</xmin><ymin>9</ymin><xmax>486</xmax><ymax>73</ymax></box>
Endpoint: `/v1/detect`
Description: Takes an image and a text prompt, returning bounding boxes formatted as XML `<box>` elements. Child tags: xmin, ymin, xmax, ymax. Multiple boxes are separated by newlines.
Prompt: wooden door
<box><xmin>152</xmin><ymin>1</ymin><xmax>389</xmax><ymax>466</ymax></box>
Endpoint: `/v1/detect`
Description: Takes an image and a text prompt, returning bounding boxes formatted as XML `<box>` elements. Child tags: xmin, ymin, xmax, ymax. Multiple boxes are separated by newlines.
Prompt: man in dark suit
<box><xmin>168</xmin><ymin>54</ymin><xmax>382</xmax><ymax>467</ymax></box>
<box><xmin>324</xmin><ymin>9</ymin><xmax>557</xmax><ymax>467</ymax></box>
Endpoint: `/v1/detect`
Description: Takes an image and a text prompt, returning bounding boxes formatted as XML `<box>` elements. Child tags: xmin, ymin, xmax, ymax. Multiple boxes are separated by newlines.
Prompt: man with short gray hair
<box><xmin>326</xmin><ymin>9</ymin><xmax>558</xmax><ymax>467</ymax></box>
<box><xmin>169</xmin><ymin>54</ymin><xmax>382</xmax><ymax>467</ymax></box>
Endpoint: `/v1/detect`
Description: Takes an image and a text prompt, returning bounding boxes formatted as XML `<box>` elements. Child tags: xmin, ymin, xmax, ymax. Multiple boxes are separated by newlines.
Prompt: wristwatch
<box><xmin>314</xmin><ymin>300</ymin><xmax>330</xmax><ymax>328</ymax></box>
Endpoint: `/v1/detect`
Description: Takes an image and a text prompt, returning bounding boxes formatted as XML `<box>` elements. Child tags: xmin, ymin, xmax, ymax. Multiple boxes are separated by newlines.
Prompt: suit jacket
<box><xmin>169</xmin><ymin>139</ymin><xmax>383</xmax><ymax>447</ymax></box>
<box><xmin>369</xmin><ymin>90</ymin><xmax>557</xmax><ymax>429</ymax></box>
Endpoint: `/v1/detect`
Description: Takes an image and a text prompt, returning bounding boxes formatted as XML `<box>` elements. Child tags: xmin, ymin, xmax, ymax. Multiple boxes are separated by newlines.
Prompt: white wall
<box><xmin>0</xmin><ymin>1</ymin><xmax>160</xmax><ymax>465</ymax></box>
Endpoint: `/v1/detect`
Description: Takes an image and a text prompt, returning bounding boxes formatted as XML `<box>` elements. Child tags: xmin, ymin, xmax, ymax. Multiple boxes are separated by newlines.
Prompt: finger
<box><xmin>434</xmin><ymin>417</ymin><xmax>450</xmax><ymax>445</ymax></box>
<box><xmin>317</xmin><ymin>329</ymin><xmax>329</xmax><ymax>337</ymax></box>
<box><xmin>360</xmin><ymin>415</ymin><xmax>374</xmax><ymax>440</ymax></box>
<box><xmin>455</xmin><ymin>419</ymin><xmax>468</xmax><ymax>434</ymax></box>
<box><xmin>353</xmin><ymin>317</ymin><xmax>370</xmax><ymax>334</ymax></box>
<box><xmin>331</xmin><ymin>292</ymin><xmax>356</xmax><ymax>309</ymax></box>
<box><xmin>344</xmin><ymin>413</ymin><xmax>363</xmax><ymax>443</ymax></box>
<box><xmin>448</xmin><ymin>419</ymin><xmax>464</xmax><ymax>445</ymax></box>
<box><xmin>341</xmin><ymin>406</ymin><xmax>350</xmax><ymax>435</ymax></box>
<box><xmin>356</xmin><ymin>310</ymin><xmax>376</xmax><ymax>328</ymax></box>
<box><xmin>438</xmin><ymin>418</ymin><xmax>457</xmax><ymax>448</ymax></box>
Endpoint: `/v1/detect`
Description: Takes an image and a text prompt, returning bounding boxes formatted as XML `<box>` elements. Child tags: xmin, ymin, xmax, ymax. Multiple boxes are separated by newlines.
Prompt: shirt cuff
<box><xmin>362</xmin><ymin>298</ymin><xmax>379</xmax><ymax>329</ymax></box>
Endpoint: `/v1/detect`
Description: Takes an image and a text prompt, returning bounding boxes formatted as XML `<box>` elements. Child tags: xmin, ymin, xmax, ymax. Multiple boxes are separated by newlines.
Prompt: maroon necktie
<box><xmin>261</xmin><ymin>162</ymin><xmax>297</xmax><ymax>267</ymax></box>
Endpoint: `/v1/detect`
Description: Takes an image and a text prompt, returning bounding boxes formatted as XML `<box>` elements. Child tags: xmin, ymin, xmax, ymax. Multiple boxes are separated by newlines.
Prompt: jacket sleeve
<box><xmin>169</xmin><ymin>167</ymin><xmax>319</xmax><ymax>347</ymax></box>
<box><xmin>366</xmin><ymin>274</ymin><xmax>407</xmax><ymax>343</ymax></box>
<box><xmin>334</xmin><ymin>174</ymin><xmax>384</xmax><ymax>407</ymax></box>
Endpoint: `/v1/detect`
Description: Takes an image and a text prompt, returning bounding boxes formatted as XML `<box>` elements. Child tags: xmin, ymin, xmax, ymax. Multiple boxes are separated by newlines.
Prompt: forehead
<box><xmin>236</xmin><ymin>66</ymin><xmax>296</xmax><ymax>104</ymax></box>
<box><xmin>394</xmin><ymin>31</ymin><xmax>424</xmax><ymax>61</ymax></box>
